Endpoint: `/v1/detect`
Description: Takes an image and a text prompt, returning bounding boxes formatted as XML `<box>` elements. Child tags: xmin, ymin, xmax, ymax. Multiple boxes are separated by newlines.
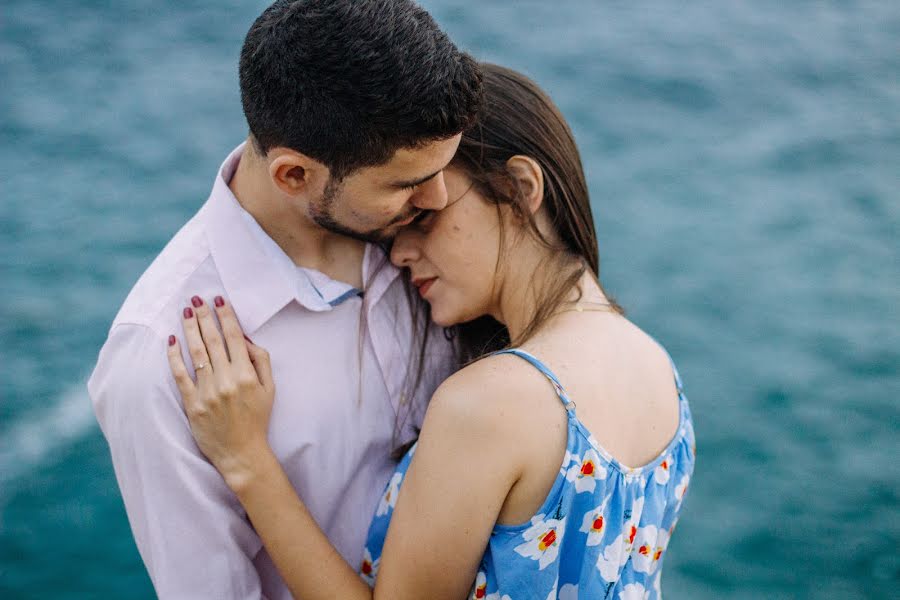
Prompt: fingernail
<box><xmin>214</xmin><ymin>295</ymin><xmax>224</xmax><ymax>307</ymax></box>
<box><xmin>183</xmin><ymin>307</ymin><xmax>193</xmax><ymax>319</ymax></box>
<box><xmin>168</xmin><ymin>335</ymin><xmax>176</xmax><ymax>346</ymax></box>
<box><xmin>191</xmin><ymin>295</ymin><xmax>203</xmax><ymax>308</ymax></box>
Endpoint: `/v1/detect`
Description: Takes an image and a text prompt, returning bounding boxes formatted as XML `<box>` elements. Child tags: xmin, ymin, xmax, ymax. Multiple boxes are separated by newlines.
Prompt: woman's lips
<box><xmin>414</xmin><ymin>277</ymin><xmax>437</xmax><ymax>298</ymax></box>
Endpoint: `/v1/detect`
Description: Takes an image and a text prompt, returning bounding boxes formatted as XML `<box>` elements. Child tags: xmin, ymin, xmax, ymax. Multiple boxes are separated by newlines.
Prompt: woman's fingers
<box><xmin>190</xmin><ymin>296</ymin><xmax>230</xmax><ymax>371</ymax></box>
<box><xmin>213</xmin><ymin>295</ymin><xmax>273</xmax><ymax>392</ymax></box>
<box><xmin>246</xmin><ymin>341</ymin><xmax>275</xmax><ymax>393</ymax></box>
<box><xmin>212</xmin><ymin>296</ymin><xmax>253</xmax><ymax>369</ymax></box>
<box><xmin>181</xmin><ymin>295</ymin><xmax>270</xmax><ymax>397</ymax></box>
<box><xmin>182</xmin><ymin>304</ymin><xmax>213</xmax><ymax>378</ymax></box>
<box><xmin>166</xmin><ymin>335</ymin><xmax>197</xmax><ymax>400</ymax></box>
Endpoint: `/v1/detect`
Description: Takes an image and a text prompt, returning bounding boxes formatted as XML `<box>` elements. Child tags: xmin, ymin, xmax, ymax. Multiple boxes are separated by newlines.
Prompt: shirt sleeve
<box><xmin>88</xmin><ymin>322</ymin><xmax>265</xmax><ymax>599</ymax></box>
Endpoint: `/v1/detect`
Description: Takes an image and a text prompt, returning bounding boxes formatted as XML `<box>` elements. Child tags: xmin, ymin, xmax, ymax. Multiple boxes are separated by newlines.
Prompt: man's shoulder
<box><xmin>89</xmin><ymin>212</ymin><xmax>216</xmax><ymax>424</ymax></box>
<box><xmin>111</xmin><ymin>213</ymin><xmax>218</xmax><ymax>335</ymax></box>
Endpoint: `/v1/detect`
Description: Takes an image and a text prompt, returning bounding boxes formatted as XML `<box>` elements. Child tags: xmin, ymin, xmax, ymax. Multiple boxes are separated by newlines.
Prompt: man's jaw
<box><xmin>314</xmin><ymin>211</ymin><xmax>423</xmax><ymax>245</ymax></box>
<box><xmin>310</xmin><ymin>211</ymin><xmax>395</xmax><ymax>245</ymax></box>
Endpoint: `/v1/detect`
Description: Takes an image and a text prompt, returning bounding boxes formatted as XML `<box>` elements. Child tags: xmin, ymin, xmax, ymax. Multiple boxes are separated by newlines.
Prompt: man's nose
<box><xmin>410</xmin><ymin>172</ymin><xmax>448</xmax><ymax>211</ymax></box>
<box><xmin>389</xmin><ymin>230</ymin><xmax>420</xmax><ymax>267</ymax></box>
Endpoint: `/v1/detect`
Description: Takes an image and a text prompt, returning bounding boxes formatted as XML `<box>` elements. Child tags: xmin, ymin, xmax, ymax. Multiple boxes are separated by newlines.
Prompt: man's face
<box><xmin>308</xmin><ymin>135</ymin><xmax>462</xmax><ymax>243</ymax></box>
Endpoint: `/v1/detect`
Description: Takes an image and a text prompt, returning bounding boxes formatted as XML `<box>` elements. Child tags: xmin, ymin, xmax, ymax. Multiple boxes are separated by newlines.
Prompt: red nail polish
<box><xmin>214</xmin><ymin>296</ymin><xmax>224</xmax><ymax>307</ymax></box>
<box><xmin>183</xmin><ymin>307</ymin><xmax>193</xmax><ymax>319</ymax></box>
<box><xmin>168</xmin><ymin>335</ymin><xmax>176</xmax><ymax>346</ymax></box>
<box><xmin>191</xmin><ymin>295</ymin><xmax>203</xmax><ymax>308</ymax></box>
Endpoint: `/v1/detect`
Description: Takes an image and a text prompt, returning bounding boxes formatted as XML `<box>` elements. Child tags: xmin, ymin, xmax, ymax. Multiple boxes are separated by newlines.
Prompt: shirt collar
<box><xmin>201</xmin><ymin>143</ymin><xmax>402</xmax><ymax>334</ymax></box>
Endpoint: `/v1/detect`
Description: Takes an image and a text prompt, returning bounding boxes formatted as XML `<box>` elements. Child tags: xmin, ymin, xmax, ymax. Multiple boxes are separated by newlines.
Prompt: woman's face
<box><xmin>390</xmin><ymin>166</ymin><xmax>504</xmax><ymax>327</ymax></box>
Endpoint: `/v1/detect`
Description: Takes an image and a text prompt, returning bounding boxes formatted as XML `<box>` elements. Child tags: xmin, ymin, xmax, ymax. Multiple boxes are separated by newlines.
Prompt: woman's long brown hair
<box><xmin>391</xmin><ymin>63</ymin><xmax>623</xmax><ymax>457</ymax></box>
<box><xmin>449</xmin><ymin>63</ymin><xmax>623</xmax><ymax>363</ymax></box>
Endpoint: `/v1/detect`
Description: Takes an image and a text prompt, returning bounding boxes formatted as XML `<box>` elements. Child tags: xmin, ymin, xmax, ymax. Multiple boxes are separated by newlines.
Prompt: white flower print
<box><xmin>596</xmin><ymin>531</ymin><xmax>629</xmax><ymax>582</ymax></box>
<box><xmin>470</xmin><ymin>571</ymin><xmax>489</xmax><ymax>600</ymax></box>
<box><xmin>629</xmin><ymin>496</ymin><xmax>646</xmax><ymax>527</ymax></box>
<box><xmin>565</xmin><ymin>448</ymin><xmax>607</xmax><ymax>493</ymax></box>
<box><xmin>559</xmin><ymin>450</ymin><xmax>576</xmax><ymax>475</ymax></box>
<box><xmin>359</xmin><ymin>547</ymin><xmax>379</xmax><ymax>586</ymax></box>
<box><xmin>470</xmin><ymin>571</ymin><xmax>487</xmax><ymax>600</ymax></box>
<box><xmin>653</xmin><ymin>457</ymin><xmax>671</xmax><ymax>485</ymax></box>
<box><xmin>596</xmin><ymin>497</ymin><xmax>644</xmax><ymax>582</ymax></box>
<box><xmin>632</xmin><ymin>525</ymin><xmax>669</xmax><ymax>574</ymax></box>
<box><xmin>559</xmin><ymin>583</ymin><xmax>579</xmax><ymax>600</ymax></box>
<box><xmin>618</xmin><ymin>582</ymin><xmax>650</xmax><ymax>600</ymax></box>
<box><xmin>579</xmin><ymin>497</ymin><xmax>609</xmax><ymax>546</ymax></box>
<box><xmin>514</xmin><ymin>514</ymin><xmax>567</xmax><ymax>570</ymax></box>
<box><xmin>375</xmin><ymin>472</ymin><xmax>403</xmax><ymax>517</ymax></box>
<box><xmin>674</xmin><ymin>473</ymin><xmax>690</xmax><ymax>503</ymax></box>
<box><xmin>470</xmin><ymin>572</ymin><xmax>511</xmax><ymax>600</ymax></box>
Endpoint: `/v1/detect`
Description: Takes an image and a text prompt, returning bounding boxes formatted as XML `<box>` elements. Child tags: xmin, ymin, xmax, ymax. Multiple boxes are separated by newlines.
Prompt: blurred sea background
<box><xmin>2</xmin><ymin>1</ymin><xmax>898</xmax><ymax>598</ymax></box>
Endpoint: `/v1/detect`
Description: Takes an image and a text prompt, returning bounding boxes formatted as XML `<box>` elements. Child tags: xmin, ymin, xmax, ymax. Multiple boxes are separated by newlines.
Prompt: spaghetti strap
<box><xmin>669</xmin><ymin>357</ymin><xmax>685</xmax><ymax>395</ymax></box>
<box><xmin>492</xmin><ymin>348</ymin><xmax>577</xmax><ymax>412</ymax></box>
<box><xmin>654</xmin><ymin>340</ymin><xmax>684</xmax><ymax>396</ymax></box>
<box><xmin>647</xmin><ymin>335</ymin><xmax>685</xmax><ymax>395</ymax></box>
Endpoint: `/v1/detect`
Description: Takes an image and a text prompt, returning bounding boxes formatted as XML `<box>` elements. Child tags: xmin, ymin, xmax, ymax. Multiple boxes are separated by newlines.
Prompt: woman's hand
<box><xmin>166</xmin><ymin>295</ymin><xmax>276</xmax><ymax>491</ymax></box>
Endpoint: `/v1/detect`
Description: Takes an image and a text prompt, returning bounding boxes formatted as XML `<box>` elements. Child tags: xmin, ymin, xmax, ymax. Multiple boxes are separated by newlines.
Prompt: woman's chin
<box><xmin>430</xmin><ymin>312</ymin><xmax>457</xmax><ymax>328</ymax></box>
<box><xmin>428</xmin><ymin>303</ymin><xmax>461</xmax><ymax>328</ymax></box>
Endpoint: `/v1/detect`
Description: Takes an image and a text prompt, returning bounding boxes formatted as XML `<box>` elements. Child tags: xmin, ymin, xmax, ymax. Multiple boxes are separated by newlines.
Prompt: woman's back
<box><xmin>363</xmin><ymin>311</ymin><xmax>696</xmax><ymax>599</ymax></box>
<box><xmin>497</xmin><ymin>311</ymin><xmax>683</xmax><ymax>526</ymax></box>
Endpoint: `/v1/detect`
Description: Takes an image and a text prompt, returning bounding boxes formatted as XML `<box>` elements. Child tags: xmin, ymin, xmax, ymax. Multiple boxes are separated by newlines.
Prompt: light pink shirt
<box><xmin>88</xmin><ymin>144</ymin><xmax>452</xmax><ymax>599</ymax></box>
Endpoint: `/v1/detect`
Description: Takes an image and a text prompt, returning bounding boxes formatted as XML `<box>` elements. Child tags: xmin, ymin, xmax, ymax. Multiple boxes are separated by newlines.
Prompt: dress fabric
<box><xmin>361</xmin><ymin>347</ymin><xmax>696</xmax><ymax>600</ymax></box>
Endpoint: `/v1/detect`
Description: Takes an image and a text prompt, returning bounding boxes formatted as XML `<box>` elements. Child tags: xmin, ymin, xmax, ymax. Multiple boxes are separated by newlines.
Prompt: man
<box><xmin>88</xmin><ymin>1</ymin><xmax>482</xmax><ymax>597</ymax></box>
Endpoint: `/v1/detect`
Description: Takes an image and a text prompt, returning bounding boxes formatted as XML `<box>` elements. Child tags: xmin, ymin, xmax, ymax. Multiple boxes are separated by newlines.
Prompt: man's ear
<box><xmin>506</xmin><ymin>155</ymin><xmax>544</xmax><ymax>215</ymax></box>
<box><xmin>266</xmin><ymin>148</ymin><xmax>330</xmax><ymax>198</ymax></box>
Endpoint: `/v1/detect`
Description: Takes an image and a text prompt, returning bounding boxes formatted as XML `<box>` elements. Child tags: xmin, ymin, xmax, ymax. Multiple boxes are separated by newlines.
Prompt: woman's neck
<box><xmin>490</xmin><ymin>244</ymin><xmax>606</xmax><ymax>343</ymax></box>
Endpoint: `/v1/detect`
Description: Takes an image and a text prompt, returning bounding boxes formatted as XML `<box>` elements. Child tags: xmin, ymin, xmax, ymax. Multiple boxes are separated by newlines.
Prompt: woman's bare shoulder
<box><xmin>424</xmin><ymin>353</ymin><xmax>554</xmax><ymax>438</ymax></box>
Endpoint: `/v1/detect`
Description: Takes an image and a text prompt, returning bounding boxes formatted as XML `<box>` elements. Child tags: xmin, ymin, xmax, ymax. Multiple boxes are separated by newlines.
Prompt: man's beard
<box><xmin>309</xmin><ymin>177</ymin><xmax>415</xmax><ymax>245</ymax></box>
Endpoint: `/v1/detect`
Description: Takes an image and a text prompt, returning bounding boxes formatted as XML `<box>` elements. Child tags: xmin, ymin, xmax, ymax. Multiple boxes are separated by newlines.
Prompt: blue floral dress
<box><xmin>361</xmin><ymin>348</ymin><xmax>696</xmax><ymax>599</ymax></box>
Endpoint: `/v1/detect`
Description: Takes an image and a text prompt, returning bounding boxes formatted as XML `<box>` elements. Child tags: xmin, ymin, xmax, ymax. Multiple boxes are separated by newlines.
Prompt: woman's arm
<box><xmin>167</xmin><ymin>297</ymin><xmax>522</xmax><ymax>600</ymax></box>
<box><xmin>370</xmin><ymin>373</ymin><xmax>523</xmax><ymax>598</ymax></box>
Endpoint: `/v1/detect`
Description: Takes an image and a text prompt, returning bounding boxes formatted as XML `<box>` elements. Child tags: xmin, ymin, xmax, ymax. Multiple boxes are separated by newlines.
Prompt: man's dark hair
<box><xmin>239</xmin><ymin>0</ymin><xmax>483</xmax><ymax>178</ymax></box>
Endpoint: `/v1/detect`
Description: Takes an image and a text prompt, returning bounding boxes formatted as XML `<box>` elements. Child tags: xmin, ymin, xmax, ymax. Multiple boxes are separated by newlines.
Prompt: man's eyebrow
<box><xmin>391</xmin><ymin>169</ymin><xmax>442</xmax><ymax>189</ymax></box>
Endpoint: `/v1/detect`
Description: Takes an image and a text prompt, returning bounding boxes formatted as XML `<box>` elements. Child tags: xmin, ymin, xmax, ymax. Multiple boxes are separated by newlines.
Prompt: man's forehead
<box><xmin>380</xmin><ymin>135</ymin><xmax>461</xmax><ymax>177</ymax></box>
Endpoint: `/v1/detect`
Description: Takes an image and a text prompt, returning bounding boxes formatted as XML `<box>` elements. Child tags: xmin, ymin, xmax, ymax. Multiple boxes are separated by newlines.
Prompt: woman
<box><xmin>167</xmin><ymin>64</ymin><xmax>695</xmax><ymax>599</ymax></box>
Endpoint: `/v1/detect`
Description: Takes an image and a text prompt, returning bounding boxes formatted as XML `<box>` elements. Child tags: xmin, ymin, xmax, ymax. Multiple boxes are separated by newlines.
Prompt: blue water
<box><xmin>2</xmin><ymin>1</ymin><xmax>898</xmax><ymax>598</ymax></box>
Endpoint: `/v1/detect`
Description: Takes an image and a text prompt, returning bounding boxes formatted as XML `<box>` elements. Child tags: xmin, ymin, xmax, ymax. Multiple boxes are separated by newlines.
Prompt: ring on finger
<box><xmin>196</xmin><ymin>363</ymin><xmax>207</xmax><ymax>371</ymax></box>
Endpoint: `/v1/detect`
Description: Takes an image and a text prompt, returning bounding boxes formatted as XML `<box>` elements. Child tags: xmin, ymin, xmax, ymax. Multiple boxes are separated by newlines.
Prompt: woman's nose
<box><xmin>390</xmin><ymin>229</ymin><xmax>421</xmax><ymax>267</ymax></box>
